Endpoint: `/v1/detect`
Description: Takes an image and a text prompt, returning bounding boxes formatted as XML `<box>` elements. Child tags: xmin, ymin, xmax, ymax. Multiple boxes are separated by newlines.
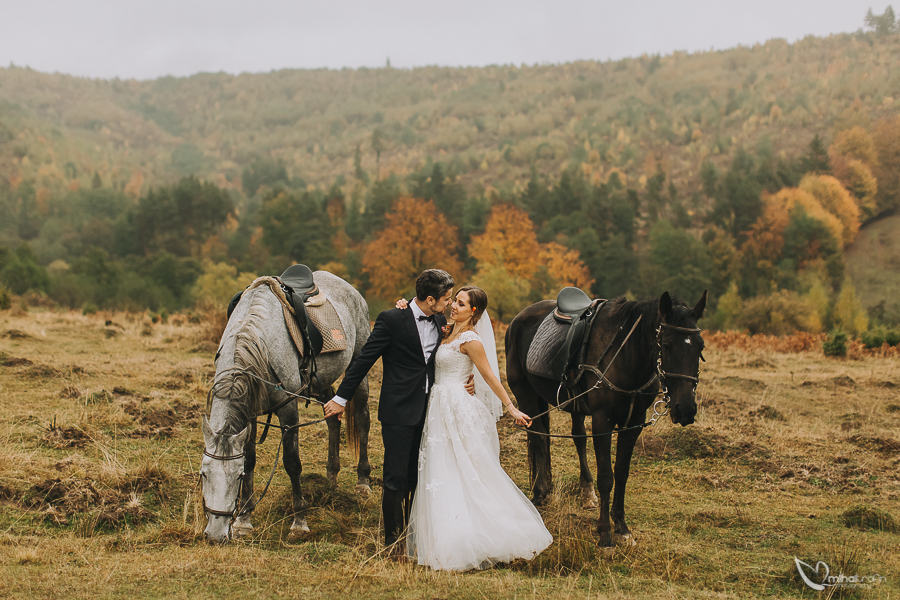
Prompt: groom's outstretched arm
<box><xmin>323</xmin><ymin>311</ymin><xmax>393</xmax><ymax>417</ymax></box>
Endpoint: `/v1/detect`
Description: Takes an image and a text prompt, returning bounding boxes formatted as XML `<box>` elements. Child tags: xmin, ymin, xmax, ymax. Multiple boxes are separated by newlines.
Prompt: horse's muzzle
<box><xmin>204</xmin><ymin>531</ymin><xmax>230</xmax><ymax>545</ymax></box>
<box><xmin>670</xmin><ymin>405</ymin><xmax>696</xmax><ymax>427</ymax></box>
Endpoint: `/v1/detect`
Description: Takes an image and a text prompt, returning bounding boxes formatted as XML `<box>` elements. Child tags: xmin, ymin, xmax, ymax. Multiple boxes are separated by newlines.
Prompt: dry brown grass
<box><xmin>0</xmin><ymin>306</ymin><xmax>898</xmax><ymax>599</ymax></box>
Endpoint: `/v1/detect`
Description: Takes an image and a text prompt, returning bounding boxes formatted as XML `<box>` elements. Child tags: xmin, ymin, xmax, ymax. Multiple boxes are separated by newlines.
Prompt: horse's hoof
<box><xmin>232</xmin><ymin>525</ymin><xmax>253</xmax><ymax>539</ymax></box>
<box><xmin>582</xmin><ymin>494</ymin><xmax>599</xmax><ymax>509</ymax></box>
<box><xmin>356</xmin><ymin>484</ymin><xmax>371</xmax><ymax>497</ymax></box>
<box><xmin>287</xmin><ymin>519</ymin><xmax>310</xmax><ymax>542</ymax></box>
<box><xmin>600</xmin><ymin>546</ymin><xmax>616</xmax><ymax>558</ymax></box>
<box><xmin>327</xmin><ymin>475</ymin><xmax>338</xmax><ymax>488</ymax></box>
<box><xmin>613</xmin><ymin>533</ymin><xmax>636</xmax><ymax>547</ymax></box>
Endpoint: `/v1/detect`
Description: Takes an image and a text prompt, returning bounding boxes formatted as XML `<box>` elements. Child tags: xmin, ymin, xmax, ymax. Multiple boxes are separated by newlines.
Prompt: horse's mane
<box><xmin>602</xmin><ymin>295</ymin><xmax>695</xmax><ymax>371</ymax></box>
<box><xmin>212</xmin><ymin>288</ymin><xmax>271</xmax><ymax>433</ymax></box>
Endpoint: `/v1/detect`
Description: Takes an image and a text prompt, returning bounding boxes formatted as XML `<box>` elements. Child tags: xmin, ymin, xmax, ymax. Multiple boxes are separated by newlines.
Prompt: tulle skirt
<box><xmin>407</xmin><ymin>382</ymin><xmax>553</xmax><ymax>571</ymax></box>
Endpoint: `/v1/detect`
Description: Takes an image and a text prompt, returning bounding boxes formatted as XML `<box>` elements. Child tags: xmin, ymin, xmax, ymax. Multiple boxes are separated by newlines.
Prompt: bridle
<box><xmin>517</xmin><ymin>316</ymin><xmax>703</xmax><ymax>439</ymax></box>
<box><xmin>201</xmin><ymin>448</ymin><xmax>247</xmax><ymax>520</ymax></box>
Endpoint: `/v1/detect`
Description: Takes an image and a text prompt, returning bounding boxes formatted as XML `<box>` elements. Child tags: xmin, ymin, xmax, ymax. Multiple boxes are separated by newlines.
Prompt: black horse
<box><xmin>505</xmin><ymin>290</ymin><xmax>706</xmax><ymax>549</ymax></box>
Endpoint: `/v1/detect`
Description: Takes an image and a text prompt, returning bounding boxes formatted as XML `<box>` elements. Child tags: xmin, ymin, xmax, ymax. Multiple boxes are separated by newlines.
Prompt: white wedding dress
<box><xmin>407</xmin><ymin>330</ymin><xmax>553</xmax><ymax>571</ymax></box>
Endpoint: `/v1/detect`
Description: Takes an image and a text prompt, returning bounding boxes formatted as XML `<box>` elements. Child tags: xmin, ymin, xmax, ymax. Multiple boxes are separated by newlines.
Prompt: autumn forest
<box><xmin>2</xmin><ymin>9</ymin><xmax>900</xmax><ymax>342</ymax></box>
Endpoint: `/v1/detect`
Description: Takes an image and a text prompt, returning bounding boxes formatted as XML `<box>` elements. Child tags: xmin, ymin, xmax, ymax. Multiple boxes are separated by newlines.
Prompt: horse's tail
<box><xmin>344</xmin><ymin>398</ymin><xmax>360</xmax><ymax>460</ymax></box>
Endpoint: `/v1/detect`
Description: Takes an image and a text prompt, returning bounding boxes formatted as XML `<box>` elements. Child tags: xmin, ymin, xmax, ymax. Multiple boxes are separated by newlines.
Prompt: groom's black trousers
<box><xmin>381</xmin><ymin>421</ymin><xmax>424</xmax><ymax>544</ymax></box>
<box><xmin>381</xmin><ymin>421</ymin><xmax>425</xmax><ymax>492</ymax></box>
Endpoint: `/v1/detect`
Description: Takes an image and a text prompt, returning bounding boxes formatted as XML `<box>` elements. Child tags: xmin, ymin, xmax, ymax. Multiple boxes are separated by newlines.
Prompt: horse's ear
<box><xmin>693</xmin><ymin>289</ymin><xmax>708</xmax><ymax>320</ymax></box>
<box><xmin>231</xmin><ymin>424</ymin><xmax>252</xmax><ymax>449</ymax></box>
<box><xmin>202</xmin><ymin>415</ymin><xmax>214</xmax><ymax>448</ymax></box>
<box><xmin>659</xmin><ymin>291</ymin><xmax>673</xmax><ymax>321</ymax></box>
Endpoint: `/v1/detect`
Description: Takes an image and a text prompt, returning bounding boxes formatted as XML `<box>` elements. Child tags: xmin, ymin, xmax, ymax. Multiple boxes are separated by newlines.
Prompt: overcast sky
<box><xmin>2</xmin><ymin>1</ymin><xmax>888</xmax><ymax>80</ymax></box>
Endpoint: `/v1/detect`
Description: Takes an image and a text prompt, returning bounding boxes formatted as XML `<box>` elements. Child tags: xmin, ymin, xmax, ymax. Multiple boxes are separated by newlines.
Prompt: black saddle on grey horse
<box><xmin>227</xmin><ymin>265</ymin><xmax>324</xmax><ymax>357</ymax></box>
<box><xmin>526</xmin><ymin>287</ymin><xmax>604</xmax><ymax>383</ymax></box>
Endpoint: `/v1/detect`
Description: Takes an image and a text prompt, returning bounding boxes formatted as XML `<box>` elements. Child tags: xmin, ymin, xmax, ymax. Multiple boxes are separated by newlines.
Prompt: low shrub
<box><xmin>823</xmin><ymin>329</ymin><xmax>848</xmax><ymax>357</ymax></box>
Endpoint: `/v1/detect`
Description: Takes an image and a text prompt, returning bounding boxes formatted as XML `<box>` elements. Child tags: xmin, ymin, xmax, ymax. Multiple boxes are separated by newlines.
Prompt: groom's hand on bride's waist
<box><xmin>465</xmin><ymin>375</ymin><xmax>475</xmax><ymax>396</ymax></box>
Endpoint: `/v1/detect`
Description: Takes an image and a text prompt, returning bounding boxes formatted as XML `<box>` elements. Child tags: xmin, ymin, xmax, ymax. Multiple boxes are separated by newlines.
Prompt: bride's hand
<box><xmin>509</xmin><ymin>406</ymin><xmax>532</xmax><ymax>428</ymax></box>
<box><xmin>395</xmin><ymin>298</ymin><xmax>408</xmax><ymax>309</ymax></box>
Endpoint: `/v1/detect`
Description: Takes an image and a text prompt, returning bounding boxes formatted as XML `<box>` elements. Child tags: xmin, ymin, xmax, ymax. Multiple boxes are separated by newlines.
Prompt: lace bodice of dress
<box><xmin>433</xmin><ymin>331</ymin><xmax>481</xmax><ymax>387</ymax></box>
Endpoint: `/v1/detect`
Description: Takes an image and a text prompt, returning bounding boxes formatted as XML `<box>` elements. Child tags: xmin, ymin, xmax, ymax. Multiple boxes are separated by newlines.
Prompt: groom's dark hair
<box><xmin>415</xmin><ymin>269</ymin><xmax>455</xmax><ymax>301</ymax></box>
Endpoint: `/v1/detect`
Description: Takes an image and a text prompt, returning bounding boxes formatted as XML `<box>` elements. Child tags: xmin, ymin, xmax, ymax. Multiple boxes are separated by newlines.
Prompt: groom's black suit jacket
<box><xmin>335</xmin><ymin>306</ymin><xmax>446</xmax><ymax>426</ymax></box>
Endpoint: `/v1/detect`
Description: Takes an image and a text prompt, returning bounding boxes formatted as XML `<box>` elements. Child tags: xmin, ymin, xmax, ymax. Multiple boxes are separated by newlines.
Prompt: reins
<box><xmin>200</xmin><ymin>366</ymin><xmax>331</xmax><ymax>526</ymax></box>
<box><xmin>515</xmin><ymin>317</ymin><xmax>701</xmax><ymax>439</ymax></box>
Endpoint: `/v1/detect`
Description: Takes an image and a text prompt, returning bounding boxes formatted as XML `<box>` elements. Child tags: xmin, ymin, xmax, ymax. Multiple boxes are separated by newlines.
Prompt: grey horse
<box><xmin>200</xmin><ymin>271</ymin><xmax>371</xmax><ymax>544</ymax></box>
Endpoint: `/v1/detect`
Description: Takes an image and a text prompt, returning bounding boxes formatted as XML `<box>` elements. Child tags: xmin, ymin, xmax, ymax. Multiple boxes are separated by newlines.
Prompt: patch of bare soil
<box><xmin>0</xmin><ymin>355</ymin><xmax>33</xmax><ymax>367</ymax></box>
<box><xmin>800</xmin><ymin>375</ymin><xmax>858</xmax><ymax>389</ymax></box>
<box><xmin>140</xmin><ymin>409</ymin><xmax>177</xmax><ymax>428</ymax></box>
<box><xmin>847</xmin><ymin>435</ymin><xmax>900</xmax><ymax>455</ymax></box>
<box><xmin>24</xmin><ymin>364</ymin><xmax>62</xmax><ymax>379</ymax></box>
<box><xmin>659</xmin><ymin>427</ymin><xmax>772</xmax><ymax>461</ymax></box>
<box><xmin>871</xmin><ymin>380</ymin><xmax>897</xmax><ymax>388</ymax></box>
<box><xmin>58</xmin><ymin>384</ymin><xmax>82</xmax><ymax>399</ymax></box>
<box><xmin>24</xmin><ymin>477</ymin><xmax>154</xmax><ymax>527</ymax></box>
<box><xmin>41</xmin><ymin>424</ymin><xmax>89</xmax><ymax>449</ymax></box>
<box><xmin>172</xmin><ymin>399</ymin><xmax>201</xmax><ymax>422</ymax></box>
<box><xmin>121</xmin><ymin>405</ymin><xmax>179</xmax><ymax>439</ymax></box>
<box><xmin>748</xmin><ymin>405</ymin><xmax>785</xmax><ymax>421</ymax></box>
<box><xmin>2</xmin><ymin>329</ymin><xmax>30</xmax><ymax>339</ymax></box>
<box><xmin>743</xmin><ymin>358</ymin><xmax>776</xmax><ymax>370</ymax></box>
<box><xmin>715</xmin><ymin>376</ymin><xmax>767</xmax><ymax>392</ymax></box>
<box><xmin>634</xmin><ymin>434</ymin><xmax>672</xmax><ymax>460</ymax></box>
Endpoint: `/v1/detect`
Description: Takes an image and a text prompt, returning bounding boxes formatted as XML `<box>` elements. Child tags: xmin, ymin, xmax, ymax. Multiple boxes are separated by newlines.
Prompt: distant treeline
<box><xmin>2</xmin><ymin>110</ymin><xmax>899</xmax><ymax>336</ymax></box>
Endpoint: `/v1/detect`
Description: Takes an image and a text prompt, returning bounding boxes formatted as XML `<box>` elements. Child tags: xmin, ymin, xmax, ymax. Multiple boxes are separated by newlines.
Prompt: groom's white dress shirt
<box><xmin>331</xmin><ymin>299</ymin><xmax>439</xmax><ymax>407</ymax></box>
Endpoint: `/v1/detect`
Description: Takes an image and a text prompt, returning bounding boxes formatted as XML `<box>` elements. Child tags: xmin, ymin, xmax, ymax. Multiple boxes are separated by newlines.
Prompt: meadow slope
<box><xmin>0</xmin><ymin>307</ymin><xmax>898</xmax><ymax>599</ymax></box>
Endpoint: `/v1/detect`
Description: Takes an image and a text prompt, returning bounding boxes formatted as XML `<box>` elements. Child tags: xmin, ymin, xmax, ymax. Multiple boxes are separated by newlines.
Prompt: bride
<box><xmin>400</xmin><ymin>286</ymin><xmax>553</xmax><ymax>571</ymax></box>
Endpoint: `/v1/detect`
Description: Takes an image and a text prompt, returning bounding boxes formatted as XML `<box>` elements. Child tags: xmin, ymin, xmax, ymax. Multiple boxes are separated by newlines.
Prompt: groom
<box><xmin>324</xmin><ymin>269</ymin><xmax>472</xmax><ymax>549</ymax></box>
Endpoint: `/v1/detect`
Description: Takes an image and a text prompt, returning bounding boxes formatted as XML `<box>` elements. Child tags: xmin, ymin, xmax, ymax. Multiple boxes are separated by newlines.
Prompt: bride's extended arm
<box><xmin>462</xmin><ymin>339</ymin><xmax>532</xmax><ymax>427</ymax></box>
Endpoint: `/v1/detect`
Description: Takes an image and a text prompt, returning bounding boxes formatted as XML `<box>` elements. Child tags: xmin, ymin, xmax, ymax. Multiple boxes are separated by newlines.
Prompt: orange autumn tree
<box><xmin>362</xmin><ymin>197</ymin><xmax>463</xmax><ymax>301</ymax></box>
<box><xmin>468</xmin><ymin>204</ymin><xmax>541</xmax><ymax>279</ymax></box>
<box><xmin>829</xmin><ymin>126</ymin><xmax>880</xmax><ymax>219</ymax></box>
<box><xmin>469</xmin><ymin>204</ymin><xmax>594</xmax><ymax>321</ymax></box>
<box><xmin>766</xmin><ymin>187</ymin><xmax>845</xmax><ymax>249</ymax></box>
<box><xmin>539</xmin><ymin>242</ymin><xmax>595</xmax><ymax>289</ymax></box>
<box><xmin>798</xmin><ymin>174</ymin><xmax>860</xmax><ymax>246</ymax></box>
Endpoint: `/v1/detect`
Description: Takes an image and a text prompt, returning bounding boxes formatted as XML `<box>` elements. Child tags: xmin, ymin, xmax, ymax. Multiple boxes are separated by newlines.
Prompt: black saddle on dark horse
<box><xmin>227</xmin><ymin>264</ymin><xmax>324</xmax><ymax>357</ymax></box>
<box><xmin>526</xmin><ymin>287</ymin><xmax>605</xmax><ymax>386</ymax></box>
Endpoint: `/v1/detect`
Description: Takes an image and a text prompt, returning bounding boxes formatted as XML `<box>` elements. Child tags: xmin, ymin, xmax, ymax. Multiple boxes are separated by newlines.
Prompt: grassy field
<box><xmin>0</xmin><ymin>306</ymin><xmax>898</xmax><ymax>599</ymax></box>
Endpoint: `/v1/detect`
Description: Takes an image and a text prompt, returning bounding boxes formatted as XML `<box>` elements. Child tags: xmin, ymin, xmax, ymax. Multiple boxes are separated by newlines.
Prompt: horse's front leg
<box><xmin>233</xmin><ymin>421</ymin><xmax>257</xmax><ymax>538</ymax></box>
<box><xmin>353</xmin><ymin>378</ymin><xmax>372</xmax><ymax>496</ymax></box>
<box><xmin>592</xmin><ymin>412</ymin><xmax>614</xmax><ymax>550</ymax></box>
<box><xmin>527</xmin><ymin>409</ymin><xmax>553</xmax><ymax>506</ymax></box>
<box><xmin>611</xmin><ymin>427</ymin><xmax>641</xmax><ymax>546</ymax></box>
<box><xmin>281</xmin><ymin>411</ymin><xmax>310</xmax><ymax>540</ymax></box>
<box><xmin>571</xmin><ymin>414</ymin><xmax>598</xmax><ymax>508</ymax></box>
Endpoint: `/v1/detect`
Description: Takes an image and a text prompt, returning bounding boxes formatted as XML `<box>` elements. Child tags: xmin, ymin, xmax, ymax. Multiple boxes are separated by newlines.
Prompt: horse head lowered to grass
<box><xmin>200</xmin><ymin>269</ymin><xmax>372</xmax><ymax>544</ymax></box>
<box><xmin>505</xmin><ymin>289</ymin><xmax>707</xmax><ymax>550</ymax></box>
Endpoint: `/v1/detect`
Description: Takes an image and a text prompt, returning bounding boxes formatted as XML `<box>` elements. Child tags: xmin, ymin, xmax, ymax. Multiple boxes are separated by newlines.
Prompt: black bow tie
<box><xmin>418</xmin><ymin>314</ymin><xmax>435</xmax><ymax>322</ymax></box>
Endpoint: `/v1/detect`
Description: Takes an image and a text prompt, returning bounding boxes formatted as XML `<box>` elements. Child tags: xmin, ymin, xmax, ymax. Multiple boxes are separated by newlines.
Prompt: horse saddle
<box><xmin>227</xmin><ymin>265</ymin><xmax>324</xmax><ymax>356</ymax></box>
<box><xmin>526</xmin><ymin>287</ymin><xmax>604</xmax><ymax>383</ymax></box>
